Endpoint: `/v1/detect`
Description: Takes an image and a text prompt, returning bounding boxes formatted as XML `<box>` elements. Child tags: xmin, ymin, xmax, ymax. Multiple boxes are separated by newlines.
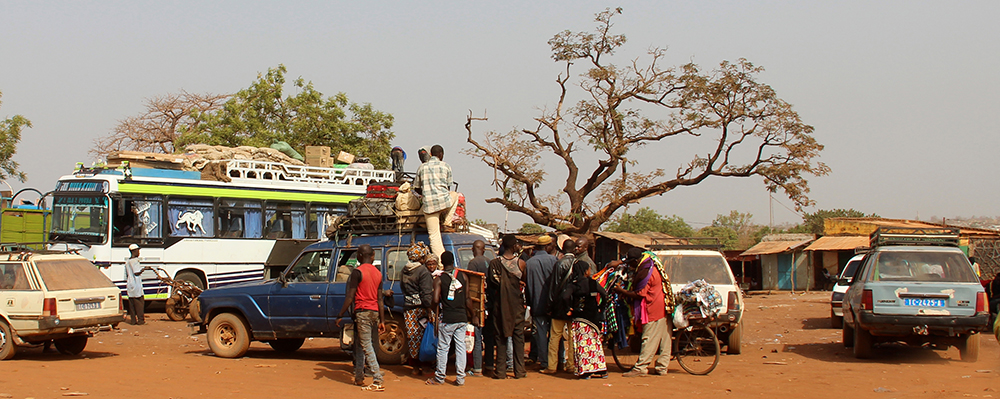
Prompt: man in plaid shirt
<box><xmin>414</xmin><ymin>144</ymin><xmax>454</xmax><ymax>257</ymax></box>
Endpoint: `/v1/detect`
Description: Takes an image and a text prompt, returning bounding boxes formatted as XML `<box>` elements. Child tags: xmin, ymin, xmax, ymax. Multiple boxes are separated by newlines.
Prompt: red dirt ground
<box><xmin>1</xmin><ymin>292</ymin><xmax>997</xmax><ymax>399</ymax></box>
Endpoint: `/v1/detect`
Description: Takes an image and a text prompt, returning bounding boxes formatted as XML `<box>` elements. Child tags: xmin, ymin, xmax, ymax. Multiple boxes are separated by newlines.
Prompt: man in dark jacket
<box><xmin>486</xmin><ymin>234</ymin><xmax>527</xmax><ymax>379</ymax></box>
<box><xmin>525</xmin><ymin>235</ymin><xmax>557</xmax><ymax>369</ymax></box>
<box><xmin>542</xmin><ymin>240</ymin><xmax>577</xmax><ymax>374</ymax></box>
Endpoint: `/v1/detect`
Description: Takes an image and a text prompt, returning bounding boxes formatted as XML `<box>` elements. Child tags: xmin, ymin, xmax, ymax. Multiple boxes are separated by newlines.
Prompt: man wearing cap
<box><xmin>525</xmin><ymin>235</ymin><xmax>557</xmax><ymax>369</ymax></box>
<box><xmin>611</xmin><ymin>248</ymin><xmax>674</xmax><ymax>377</ymax></box>
<box><xmin>125</xmin><ymin>244</ymin><xmax>151</xmax><ymax>325</ymax></box>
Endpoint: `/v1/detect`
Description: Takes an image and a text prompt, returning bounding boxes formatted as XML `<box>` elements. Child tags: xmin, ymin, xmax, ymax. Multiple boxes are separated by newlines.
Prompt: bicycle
<box><xmin>609</xmin><ymin>312</ymin><xmax>720</xmax><ymax>375</ymax></box>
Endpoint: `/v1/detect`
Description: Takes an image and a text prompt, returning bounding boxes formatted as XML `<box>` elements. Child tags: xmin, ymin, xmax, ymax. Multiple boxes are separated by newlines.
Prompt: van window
<box><xmin>0</xmin><ymin>263</ymin><xmax>31</xmax><ymax>290</ymax></box>
<box><xmin>457</xmin><ymin>247</ymin><xmax>496</xmax><ymax>270</ymax></box>
<box><xmin>334</xmin><ymin>248</ymin><xmax>384</xmax><ymax>283</ymax></box>
<box><xmin>35</xmin><ymin>259</ymin><xmax>114</xmax><ymax>291</ymax></box>
<box><xmin>287</xmin><ymin>250</ymin><xmax>332</xmax><ymax>282</ymax></box>
<box><xmin>384</xmin><ymin>248</ymin><xmax>408</xmax><ymax>281</ymax></box>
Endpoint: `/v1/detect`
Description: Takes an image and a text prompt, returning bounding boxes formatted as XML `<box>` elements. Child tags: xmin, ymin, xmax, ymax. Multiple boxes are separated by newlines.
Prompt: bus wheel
<box><xmin>165</xmin><ymin>293</ymin><xmax>190</xmax><ymax>321</ymax></box>
<box><xmin>175</xmin><ymin>272</ymin><xmax>205</xmax><ymax>290</ymax></box>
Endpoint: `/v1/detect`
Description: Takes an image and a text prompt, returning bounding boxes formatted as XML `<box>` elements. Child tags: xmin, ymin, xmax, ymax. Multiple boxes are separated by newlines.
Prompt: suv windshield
<box><xmin>50</xmin><ymin>195</ymin><xmax>109</xmax><ymax>244</ymax></box>
<box><xmin>868</xmin><ymin>251</ymin><xmax>978</xmax><ymax>283</ymax></box>
<box><xmin>36</xmin><ymin>258</ymin><xmax>114</xmax><ymax>291</ymax></box>
<box><xmin>658</xmin><ymin>254</ymin><xmax>733</xmax><ymax>285</ymax></box>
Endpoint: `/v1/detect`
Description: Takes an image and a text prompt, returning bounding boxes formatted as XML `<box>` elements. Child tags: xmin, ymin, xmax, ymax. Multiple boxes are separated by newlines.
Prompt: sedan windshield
<box><xmin>50</xmin><ymin>195</ymin><xmax>109</xmax><ymax>244</ymax></box>
<box><xmin>658</xmin><ymin>254</ymin><xmax>734</xmax><ymax>285</ymax></box>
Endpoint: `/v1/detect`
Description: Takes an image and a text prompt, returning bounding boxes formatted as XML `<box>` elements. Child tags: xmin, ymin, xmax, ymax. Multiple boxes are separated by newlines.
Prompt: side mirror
<box><xmin>839</xmin><ymin>277</ymin><xmax>852</xmax><ymax>286</ymax></box>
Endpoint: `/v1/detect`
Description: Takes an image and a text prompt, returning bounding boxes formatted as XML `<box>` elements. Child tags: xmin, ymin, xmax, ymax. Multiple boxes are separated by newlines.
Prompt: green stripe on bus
<box><xmin>117</xmin><ymin>182</ymin><xmax>360</xmax><ymax>203</ymax></box>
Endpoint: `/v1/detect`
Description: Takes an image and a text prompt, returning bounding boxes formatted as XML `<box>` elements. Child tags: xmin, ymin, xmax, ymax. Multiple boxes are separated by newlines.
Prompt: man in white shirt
<box><xmin>125</xmin><ymin>244</ymin><xmax>150</xmax><ymax>325</ymax></box>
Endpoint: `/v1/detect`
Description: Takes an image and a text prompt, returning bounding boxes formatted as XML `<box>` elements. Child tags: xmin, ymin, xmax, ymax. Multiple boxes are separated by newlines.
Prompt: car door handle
<box><xmin>310</xmin><ymin>295</ymin><xmax>321</xmax><ymax>300</ymax></box>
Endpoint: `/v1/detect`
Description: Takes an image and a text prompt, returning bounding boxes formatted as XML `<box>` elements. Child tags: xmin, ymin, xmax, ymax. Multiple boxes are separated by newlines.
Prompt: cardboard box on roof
<box><xmin>305</xmin><ymin>146</ymin><xmax>331</xmax><ymax>158</ymax></box>
<box><xmin>336</xmin><ymin>151</ymin><xmax>355</xmax><ymax>165</ymax></box>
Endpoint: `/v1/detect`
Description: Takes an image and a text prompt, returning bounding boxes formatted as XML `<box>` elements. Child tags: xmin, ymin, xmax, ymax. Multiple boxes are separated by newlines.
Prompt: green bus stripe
<box><xmin>117</xmin><ymin>182</ymin><xmax>360</xmax><ymax>203</ymax></box>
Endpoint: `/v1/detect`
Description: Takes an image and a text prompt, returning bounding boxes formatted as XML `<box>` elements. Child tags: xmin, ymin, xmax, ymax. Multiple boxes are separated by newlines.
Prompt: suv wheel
<box><xmin>54</xmin><ymin>335</ymin><xmax>88</xmax><ymax>355</ymax></box>
<box><xmin>375</xmin><ymin>318</ymin><xmax>405</xmax><ymax>365</ymax></box>
<box><xmin>0</xmin><ymin>321</ymin><xmax>15</xmax><ymax>360</ymax></box>
<box><xmin>726</xmin><ymin>323</ymin><xmax>742</xmax><ymax>354</ymax></box>
<box><xmin>842</xmin><ymin>322</ymin><xmax>854</xmax><ymax>348</ymax></box>
<box><xmin>208</xmin><ymin>313</ymin><xmax>251</xmax><ymax>358</ymax></box>
<box><xmin>958</xmin><ymin>333</ymin><xmax>980</xmax><ymax>362</ymax></box>
<box><xmin>853</xmin><ymin>326</ymin><xmax>873</xmax><ymax>359</ymax></box>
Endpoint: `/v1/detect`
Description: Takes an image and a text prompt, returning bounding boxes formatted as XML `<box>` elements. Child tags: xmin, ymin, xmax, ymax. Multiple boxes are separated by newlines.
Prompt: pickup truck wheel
<box><xmin>208</xmin><ymin>313</ymin><xmax>251</xmax><ymax>358</ymax></box>
<box><xmin>726</xmin><ymin>323</ymin><xmax>742</xmax><ymax>354</ymax></box>
<box><xmin>0</xmin><ymin>321</ymin><xmax>15</xmax><ymax>360</ymax></box>
<box><xmin>830</xmin><ymin>309</ymin><xmax>843</xmax><ymax>329</ymax></box>
<box><xmin>375</xmin><ymin>319</ymin><xmax>405</xmax><ymax>365</ymax></box>
<box><xmin>54</xmin><ymin>335</ymin><xmax>88</xmax><ymax>355</ymax></box>
<box><xmin>842</xmin><ymin>322</ymin><xmax>854</xmax><ymax>347</ymax></box>
<box><xmin>165</xmin><ymin>293</ymin><xmax>190</xmax><ymax>321</ymax></box>
<box><xmin>959</xmin><ymin>333</ymin><xmax>980</xmax><ymax>362</ymax></box>
<box><xmin>853</xmin><ymin>325</ymin><xmax>873</xmax><ymax>359</ymax></box>
<box><xmin>268</xmin><ymin>338</ymin><xmax>305</xmax><ymax>353</ymax></box>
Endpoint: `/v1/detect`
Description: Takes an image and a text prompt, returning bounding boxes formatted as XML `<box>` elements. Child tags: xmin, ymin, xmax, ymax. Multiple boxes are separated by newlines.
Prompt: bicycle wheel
<box><xmin>610</xmin><ymin>334</ymin><xmax>641</xmax><ymax>372</ymax></box>
<box><xmin>675</xmin><ymin>326</ymin><xmax>720</xmax><ymax>375</ymax></box>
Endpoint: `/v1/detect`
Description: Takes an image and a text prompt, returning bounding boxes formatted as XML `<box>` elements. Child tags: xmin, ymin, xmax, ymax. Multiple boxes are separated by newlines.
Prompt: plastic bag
<box><xmin>673</xmin><ymin>305</ymin><xmax>689</xmax><ymax>329</ymax></box>
<box><xmin>419</xmin><ymin>322</ymin><xmax>438</xmax><ymax>363</ymax></box>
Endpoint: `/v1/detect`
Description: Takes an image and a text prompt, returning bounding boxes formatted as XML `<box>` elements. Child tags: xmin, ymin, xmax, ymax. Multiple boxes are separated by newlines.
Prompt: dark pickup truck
<box><xmin>189</xmin><ymin>232</ymin><xmax>491</xmax><ymax>363</ymax></box>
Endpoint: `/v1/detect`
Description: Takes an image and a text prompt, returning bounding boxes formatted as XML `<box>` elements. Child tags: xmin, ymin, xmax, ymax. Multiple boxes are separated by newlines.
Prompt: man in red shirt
<box><xmin>336</xmin><ymin>244</ymin><xmax>386</xmax><ymax>391</ymax></box>
<box><xmin>612</xmin><ymin>248</ymin><xmax>672</xmax><ymax>377</ymax></box>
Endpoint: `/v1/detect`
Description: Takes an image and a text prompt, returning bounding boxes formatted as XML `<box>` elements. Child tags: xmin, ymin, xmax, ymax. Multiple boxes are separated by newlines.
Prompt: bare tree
<box><xmin>91</xmin><ymin>91</ymin><xmax>228</xmax><ymax>158</ymax></box>
<box><xmin>465</xmin><ymin>8</ymin><xmax>829</xmax><ymax>234</ymax></box>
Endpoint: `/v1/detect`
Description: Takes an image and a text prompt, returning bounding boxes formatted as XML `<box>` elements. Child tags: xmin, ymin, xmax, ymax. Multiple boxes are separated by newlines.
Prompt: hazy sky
<box><xmin>1</xmin><ymin>1</ymin><xmax>998</xmax><ymax>231</ymax></box>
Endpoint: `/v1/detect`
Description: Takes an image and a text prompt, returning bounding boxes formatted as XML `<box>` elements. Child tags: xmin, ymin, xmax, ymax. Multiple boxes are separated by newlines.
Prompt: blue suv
<box><xmin>190</xmin><ymin>232</ymin><xmax>492</xmax><ymax>362</ymax></box>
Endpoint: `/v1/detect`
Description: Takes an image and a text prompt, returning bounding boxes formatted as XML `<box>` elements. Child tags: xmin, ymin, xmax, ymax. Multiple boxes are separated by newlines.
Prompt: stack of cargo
<box><xmin>304</xmin><ymin>146</ymin><xmax>334</xmax><ymax>168</ymax></box>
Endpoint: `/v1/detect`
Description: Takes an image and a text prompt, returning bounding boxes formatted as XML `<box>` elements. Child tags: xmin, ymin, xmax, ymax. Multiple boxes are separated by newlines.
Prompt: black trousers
<box><xmin>128</xmin><ymin>296</ymin><xmax>145</xmax><ymax>324</ymax></box>
<box><xmin>495</xmin><ymin>319</ymin><xmax>526</xmax><ymax>378</ymax></box>
<box><xmin>483</xmin><ymin>316</ymin><xmax>496</xmax><ymax>372</ymax></box>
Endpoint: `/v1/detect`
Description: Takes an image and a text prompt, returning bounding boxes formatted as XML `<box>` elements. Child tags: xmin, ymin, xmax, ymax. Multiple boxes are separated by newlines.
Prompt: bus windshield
<box><xmin>50</xmin><ymin>195</ymin><xmax>109</xmax><ymax>244</ymax></box>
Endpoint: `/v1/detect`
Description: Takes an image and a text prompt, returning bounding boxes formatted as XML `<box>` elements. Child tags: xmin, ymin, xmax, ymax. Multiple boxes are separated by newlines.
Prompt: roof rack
<box><xmin>0</xmin><ymin>242</ymin><xmax>81</xmax><ymax>261</ymax></box>
<box><xmin>869</xmin><ymin>227</ymin><xmax>960</xmax><ymax>248</ymax></box>
<box><xmin>648</xmin><ymin>237</ymin><xmax>723</xmax><ymax>251</ymax></box>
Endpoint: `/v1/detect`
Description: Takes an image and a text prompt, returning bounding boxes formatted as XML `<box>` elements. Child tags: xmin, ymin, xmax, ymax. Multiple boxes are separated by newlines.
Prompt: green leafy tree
<box><xmin>471</xmin><ymin>218</ymin><xmax>489</xmax><ymax>226</ymax></box>
<box><xmin>465</xmin><ymin>8</ymin><xmax>828</xmax><ymax>234</ymax></box>
<box><xmin>178</xmin><ymin>65</ymin><xmax>395</xmax><ymax>168</ymax></box>
<box><xmin>606</xmin><ymin>207</ymin><xmax>694</xmax><ymax>237</ymax></box>
<box><xmin>0</xmin><ymin>91</ymin><xmax>30</xmax><ymax>182</ymax></box>
<box><xmin>709</xmin><ymin>210</ymin><xmax>760</xmax><ymax>250</ymax></box>
<box><xmin>789</xmin><ymin>208</ymin><xmax>880</xmax><ymax>236</ymax></box>
<box><xmin>698</xmin><ymin>225</ymin><xmax>739</xmax><ymax>250</ymax></box>
<box><xmin>519</xmin><ymin>223</ymin><xmax>546</xmax><ymax>234</ymax></box>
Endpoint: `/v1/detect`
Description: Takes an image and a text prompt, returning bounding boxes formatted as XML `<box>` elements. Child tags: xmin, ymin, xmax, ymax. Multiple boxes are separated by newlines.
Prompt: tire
<box><xmin>0</xmin><ymin>321</ymin><xmax>16</xmax><ymax>360</ymax></box>
<box><xmin>165</xmin><ymin>293</ymin><xmax>190</xmax><ymax>321</ymax></box>
<box><xmin>54</xmin><ymin>335</ymin><xmax>88</xmax><ymax>355</ymax></box>
<box><xmin>853</xmin><ymin>325</ymin><xmax>873</xmax><ymax>359</ymax></box>
<box><xmin>268</xmin><ymin>338</ymin><xmax>305</xmax><ymax>353</ymax></box>
<box><xmin>611</xmin><ymin>333</ymin><xmax>642</xmax><ymax>372</ymax></box>
<box><xmin>676</xmin><ymin>326</ymin><xmax>720</xmax><ymax>375</ymax></box>
<box><xmin>375</xmin><ymin>318</ymin><xmax>405</xmax><ymax>365</ymax></box>
<box><xmin>174</xmin><ymin>271</ymin><xmax>205</xmax><ymax>290</ymax></box>
<box><xmin>959</xmin><ymin>333</ymin><xmax>980</xmax><ymax>363</ymax></box>
<box><xmin>842</xmin><ymin>323</ymin><xmax>854</xmax><ymax>348</ymax></box>
<box><xmin>208</xmin><ymin>313</ymin><xmax>251</xmax><ymax>358</ymax></box>
<box><xmin>831</xmin><ymin>309</ymin><xmax>843</xmax><ymax>329</ymax></box>
<box><xmin>726</xmin><ymin>323</ymin><xmax>742</xmax><ymax>355</ymax></box>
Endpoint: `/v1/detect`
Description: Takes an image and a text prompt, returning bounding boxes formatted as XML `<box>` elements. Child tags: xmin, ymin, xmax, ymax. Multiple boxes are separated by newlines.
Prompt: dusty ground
<box><xmin>1</xmin><ymin>292</ymin><xmax>997</xmax><ymax>399</ymax></box>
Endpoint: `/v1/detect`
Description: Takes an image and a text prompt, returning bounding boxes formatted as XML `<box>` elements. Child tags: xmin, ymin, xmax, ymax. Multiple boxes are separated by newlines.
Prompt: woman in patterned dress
<box><xmin>564</xmin><ymin>259</ymin><xmax>609</xmax><ymax>379</ymax></box>
<box><xmin>402</xmin><ymin>243</ymin><xmax>436</xmax><ymax>375</ymax></box>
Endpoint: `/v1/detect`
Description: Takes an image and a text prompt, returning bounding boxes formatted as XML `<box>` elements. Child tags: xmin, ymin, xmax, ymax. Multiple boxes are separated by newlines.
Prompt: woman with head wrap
<box><xmin>402</xmin><ymin>242</ymin><xmax>435</xmax><ymax>375</ymax></box>
<box><xmin>562</xmin><ymin>259</ymin><xmax>609</xmax><ymax>379</ymax></box>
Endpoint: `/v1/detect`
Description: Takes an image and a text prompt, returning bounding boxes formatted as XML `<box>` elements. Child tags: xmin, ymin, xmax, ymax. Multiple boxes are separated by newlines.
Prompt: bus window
<box><xmin>308</xmin><ymin>204</ymin><xmax>343</xmax><ymax>239</ymax></box>
<box><xmin>167</xmin><ymin>198</ymin><xmax>215</xmax><ymax>237</ymax></box>
<box><xmin>50</xmin><ymin>195</ymin><xmax>109</xmax><ymax>244</ymax></box>
<box><xmin>219</xmin><ymin>199</ymin><xmax>262</xmax><ymax>238</ymax></box>
<box><xmin>265</xmin><ymin>203</ymin><xmax>307</xmax><ymax>239</ymax></box>
<box><xmin>114</xmin><ymin>197</ymin><xmax>162</xmax><ymax>243</ymax></box>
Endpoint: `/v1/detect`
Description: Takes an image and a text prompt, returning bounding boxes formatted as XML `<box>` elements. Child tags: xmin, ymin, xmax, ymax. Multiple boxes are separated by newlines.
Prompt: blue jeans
<box><xmin>532</xmin><ymin>315</ymin><xmax>551</xmax><ymax>369</ymax></box>
<box><xmin>469</xmin><ymin>325</ymin><xmax>483</xmax><ymax>373</ymax></box>
<box><xmin>354</xmin><ymin>310</ymin><xmax>383</xmax><ymax>384</ymax></box>
<box><xmin>434</xmin><ymin>322</ymin><xmax>468</xmax><ymax>385</ymax></box>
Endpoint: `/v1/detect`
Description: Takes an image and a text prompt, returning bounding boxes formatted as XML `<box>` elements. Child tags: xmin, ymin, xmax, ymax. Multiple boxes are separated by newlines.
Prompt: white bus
<box><xmin>48</xmin><ymin>159</ymin><xmax>394</xmax><ymax>301</ymax></box>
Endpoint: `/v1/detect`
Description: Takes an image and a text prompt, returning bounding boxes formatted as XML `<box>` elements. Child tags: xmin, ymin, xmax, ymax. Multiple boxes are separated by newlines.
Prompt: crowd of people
<box><xmin>336</xmin><ymin>231</ymin><xmax>677</xmax><ymax>392</ymax></box>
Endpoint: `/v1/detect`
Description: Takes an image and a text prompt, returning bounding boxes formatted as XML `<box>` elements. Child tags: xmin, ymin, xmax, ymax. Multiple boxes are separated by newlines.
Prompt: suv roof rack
<box><xmin>869</xmin><ymin>227</ymin><xmax>960</xmax><ymax>248</ymax></box>
<box><xmin>648</xmin><ymin>237</ymin><xmax>723</xmax><ymax>251</ymax></box>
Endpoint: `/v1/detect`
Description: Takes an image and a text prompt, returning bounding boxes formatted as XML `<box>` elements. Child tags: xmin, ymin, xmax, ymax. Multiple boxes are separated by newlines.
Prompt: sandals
<box><xmin>361</xmin><ymin>384</ymin><xmax>385</xmax><ymax>392</ymax></box>
<box><xmin>425</xmin><ymin>378</ymin><xmax>443</xmax><ymax>386</ymax></box>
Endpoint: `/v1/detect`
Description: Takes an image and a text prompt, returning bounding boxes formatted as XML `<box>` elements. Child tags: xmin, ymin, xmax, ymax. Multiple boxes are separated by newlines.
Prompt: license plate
<box><xmin>903</xmin><ymin>298</ymin><xmax>945</xmax><ymax>307</ymax></box>
<box><xmin>76</xmin><ymin>302</ymin><xmax>101</xmax><ymax>311</ymax></box>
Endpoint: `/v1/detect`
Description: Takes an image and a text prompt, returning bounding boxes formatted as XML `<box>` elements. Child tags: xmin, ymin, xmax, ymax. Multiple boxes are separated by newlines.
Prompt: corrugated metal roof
<box><xmin>804</xmin><ymin>236</ymin><xmax>869</xmax><ymax>251</ymax></box>
<box><xmin>593</xmin><ymin>231</ymin><xmax>657</xmax><ymax>248</ymax></box>
<box><xmin>741</xmin><ymin>239</ymin><xmax>812</xmax><ymax>256</ymax></box>
<box><xmin>828</xmin><ymin>218</ymin><xmax>1000</xmax><ymax>237</ymax></box>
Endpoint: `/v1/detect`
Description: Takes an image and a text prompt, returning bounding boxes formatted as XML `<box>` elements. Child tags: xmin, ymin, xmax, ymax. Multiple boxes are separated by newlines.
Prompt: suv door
<box><xmin>268</xmin><ymin>249</ymin><xmax>333</xmax><ymax>336</ymax></box>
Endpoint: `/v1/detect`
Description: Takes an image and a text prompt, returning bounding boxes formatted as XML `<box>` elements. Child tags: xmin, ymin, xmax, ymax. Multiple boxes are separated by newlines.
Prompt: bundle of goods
<box><xmin>366</xmin><ymin>182</ymin><xmax>401</xmax><ymax>199</ymax></box>
<box><xmin>347</xmin><ymin>197</ymin><xmax>395</xmax><ymax>217</ymax></box>
<box><xmin>675</xmin><ymin>279</ymin><xmax>723</xmax><ymax>320</ymax></box>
